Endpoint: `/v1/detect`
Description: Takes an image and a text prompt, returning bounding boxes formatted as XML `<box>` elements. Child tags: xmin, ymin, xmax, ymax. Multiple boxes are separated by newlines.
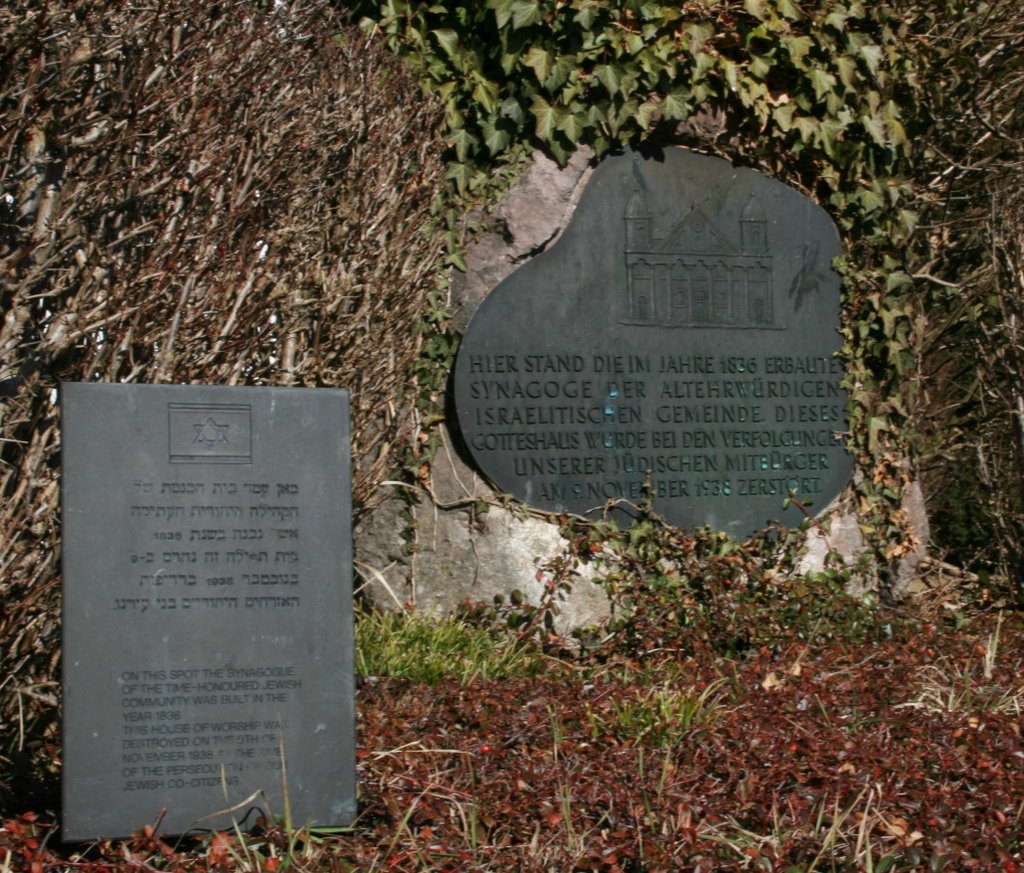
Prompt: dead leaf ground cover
<box><xmin>2</xmin><ymin>609</ymin><xmax>1022</xmax><ymax>872</ymax></box>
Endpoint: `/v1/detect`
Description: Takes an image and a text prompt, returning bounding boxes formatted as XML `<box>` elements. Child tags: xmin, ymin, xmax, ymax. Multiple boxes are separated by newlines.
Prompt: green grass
<box><xmin>354</xmin><ymin>608</ymin><xmax>547</xmax><ymax>684</ymax></box>
<box><xmin>586</xmin><ymin>679</ymin><xmax>731</xmax><ymax>746</ymax></box>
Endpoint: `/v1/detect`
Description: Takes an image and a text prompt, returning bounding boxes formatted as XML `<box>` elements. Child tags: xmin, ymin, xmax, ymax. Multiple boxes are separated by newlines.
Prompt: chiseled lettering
<box><xmin>658</xmin><ymin>355</ymin><xmax>715</xmax><ymax>374</ymax></box>
<box><xmin>656</xmin><ymin>404</ymin><xmax>763</xmax><ymax>424</ymax></box>
<box><xmin>512</xmin><ymin>456</ymin><xmax>606</xmax><ymax>476</ymax></box>
<box><xmin>469</xmin><ymin>379</ymin><xmax>594</xmax><ymax>401</ymax></box>
<box><xmin>468</xmin><ymin>354</ymin><xmax>518</xmax><ymax>374</ymax></box>
<box><xmin>522</xmin><ymin>353</ymin><xmax>585</xmax><ymax>373</ymax></box>
<box><xmin>774</xmin><ymin>404</ymin><xmax>842</xmax><ymax>423</ymax></box>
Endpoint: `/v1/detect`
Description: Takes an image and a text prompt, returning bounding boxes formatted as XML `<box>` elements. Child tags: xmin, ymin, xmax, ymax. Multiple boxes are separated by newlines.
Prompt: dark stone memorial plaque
<box><xmin>61</xmin><ymin>383</ymin><xmax>354</xmax><ymax>840</ymax></box>
<box><xmin>454</xmin><ymin>148</ymin><xmax>851</xmax><ymax>536</ymax></box>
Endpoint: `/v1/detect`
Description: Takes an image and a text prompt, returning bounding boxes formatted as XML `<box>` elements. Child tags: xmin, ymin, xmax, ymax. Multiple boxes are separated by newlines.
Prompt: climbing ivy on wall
<box><xmin>354</xmin><ymin>0</ymin><xmax>962</xmax><ymax>563</ymax></box>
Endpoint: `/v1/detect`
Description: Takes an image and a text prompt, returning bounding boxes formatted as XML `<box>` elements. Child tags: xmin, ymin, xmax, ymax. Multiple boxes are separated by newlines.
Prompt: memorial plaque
<box><xmin>454</xmin><ymin>148</ymin><xmax>851</xmax><ymax>536</ymax></box>
<box><xmin>61</xmin><ymin>383</ymin><xmax>355</xmax><ymax>840</ymax></box>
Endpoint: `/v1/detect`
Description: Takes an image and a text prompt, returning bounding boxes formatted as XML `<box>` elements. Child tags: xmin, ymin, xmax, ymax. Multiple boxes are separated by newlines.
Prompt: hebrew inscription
<box><xmin>62</xmin><ymin>383</ymin><xmax>354</xmax><ymax>839</ymax></box>
<box><xmin>454</xmin><ymin>149</ymin><xmax>851</xmax><ymax>536</ymax></box>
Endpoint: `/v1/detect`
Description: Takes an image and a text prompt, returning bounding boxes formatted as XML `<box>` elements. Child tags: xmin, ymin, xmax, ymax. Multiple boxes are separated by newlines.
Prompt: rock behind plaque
<box><xmin>454</xmin><ymin>148</ymin><xmax>851</xmax><ymax>536</ymax></box>
<box><xmin>61</xmin><ymin>383</ymin><xmax>354</xmax><ymax>840</ymax></box>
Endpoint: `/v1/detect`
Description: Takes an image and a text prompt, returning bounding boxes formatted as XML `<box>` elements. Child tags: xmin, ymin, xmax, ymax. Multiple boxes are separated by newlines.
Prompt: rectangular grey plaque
<box><xmin>61</xmin><ymin>383</ymin><xmax>355</xmax><ymax>840</ymax></box>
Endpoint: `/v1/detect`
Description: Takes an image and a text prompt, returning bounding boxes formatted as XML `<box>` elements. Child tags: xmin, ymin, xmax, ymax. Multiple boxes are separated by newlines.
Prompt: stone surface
<box><xmin>450</xmin><ymin>148</ymin><xmax>593</xmax><ymax>332</ymax></box>
<box><xmin>355</xmin><ymin>427</ymin><xmax>611</xmax><ymax>633</ymax></box>
<box><xmin>453</xmin><ymin>147</ymin><xmax>851</xmax><ymax>538</ymax></box>
<box><xmin>796</xmin><ymin>507</ymin><xmax>866</xmax><ymax>576</ymax></box>
<box><xmin>61</xmin><ymin>383</ymin><xmax>355</xmax><ymax>840</ymax></box>
<box><xmin>895</xmin><ymin>479</ymin><xmax>931</xmax><ymax>594</ymax></box>
<box><xmin>795</xmin><ymin>478</ymin><xmax>931</xmax><ymax>594</ymax></box>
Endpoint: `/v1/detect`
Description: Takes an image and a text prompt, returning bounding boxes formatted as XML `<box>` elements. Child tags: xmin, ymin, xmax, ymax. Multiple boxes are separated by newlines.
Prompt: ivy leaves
<box><xmin>361</xmin><ymin>0</ymin><xmax>917</xmax><ymax>206</ymax></box>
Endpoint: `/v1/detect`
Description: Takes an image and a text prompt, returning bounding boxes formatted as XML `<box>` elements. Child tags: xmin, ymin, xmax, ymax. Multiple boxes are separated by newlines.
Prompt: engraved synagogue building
<box><xmin>623</xmin><ymin>190</ymin><xmax>775</xmax><ymax>328</ymax></box>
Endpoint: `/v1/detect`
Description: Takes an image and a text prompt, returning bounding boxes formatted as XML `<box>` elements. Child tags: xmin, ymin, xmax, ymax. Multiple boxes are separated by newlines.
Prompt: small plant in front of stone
<box><xmin>551</xmin><ymin>511</ymin><xmax>888</xmax><ymax>661</ymax></box>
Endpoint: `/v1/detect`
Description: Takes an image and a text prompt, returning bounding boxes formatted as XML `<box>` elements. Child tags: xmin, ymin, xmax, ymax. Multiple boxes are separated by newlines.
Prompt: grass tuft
<box><xmin>355</xmin><ymin>608</ymin><xmax>546</xmax><ymax>684</ymax></box>
<box><xmin>586</xmin><ymin>679</ymin><xmax>730</xmax><ymax>746</ymax></box>
<box><xmin>898</xmin><ymin>613</ymin><xmax>1022</xmax><ymax>715</ymax></box>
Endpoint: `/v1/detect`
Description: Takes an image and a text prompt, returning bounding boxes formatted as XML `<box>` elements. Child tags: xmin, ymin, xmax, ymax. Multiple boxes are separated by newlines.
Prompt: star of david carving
<box><xmin>192</xmin><ymin>417</ymin><xmax>230</xmax><ymax>447</ymax></box>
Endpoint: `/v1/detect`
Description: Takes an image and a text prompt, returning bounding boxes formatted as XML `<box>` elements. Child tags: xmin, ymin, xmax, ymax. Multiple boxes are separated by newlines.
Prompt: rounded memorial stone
<box><xmin>453</xmin><ymin>147</ymin><xmax>852</xmax><ymax>537</ymax></box>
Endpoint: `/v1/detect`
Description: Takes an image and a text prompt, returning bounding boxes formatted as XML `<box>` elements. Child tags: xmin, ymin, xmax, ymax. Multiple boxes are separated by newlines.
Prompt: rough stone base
<box><xmin>354</xmin><ymin>426</ymin><xmax>612</xmax><ymax>634</ymax></box>
<box><xmin>796</xmin><ymin>479</ymin><xmax>930</xmax><ymax>597</ymax></box>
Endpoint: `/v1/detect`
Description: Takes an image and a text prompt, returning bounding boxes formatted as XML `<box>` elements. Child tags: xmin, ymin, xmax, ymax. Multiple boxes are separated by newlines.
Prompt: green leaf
<box><xmin>635</xmin><ymin>98</ymin><xmax>660</xmax><ymax>131</ymax></box>
<box><xmin>445</xmin><ymin>160</ymin><xmax>473</xmax><ymax>194</ymax></box>
<box><xmin>808</xmin><ymin>67</ymin><xmax>837</xmax><ymax>101</ymax></box>
<box><xmin>836</xmin><ymin>55</ymin><xmax>858</xmax><ymax>90</ymax></box>
<box><xmin>481</xmin><ymin>118</ymin><xmax>512</xmax><ymax>155</ymax></box>
<box><xmin>443</xmin><ymin>94</ymin><xmax>464</xmax><ymax>128</ymax></box>
<box><xmin>782</xmin><ymin>35</ymin><xmax>813</xmax><ymax>65</ymax></box>
<box><xmin>868</xmin><ymin>415</ymin><xmax>889</xmax><ymax>452</ymax></box>
<box><xmin>824</xmin><ymin>11</ymin><xmax>848</xmax><ymax>30</ymax></box>
<box><xmin>820</xmin><ymin>118</ymin><xmax>845</xmax><ymax>158</ymax></box>
<box><xmin>556</xmin><ymin>107</ymin><xmax>587</xmax><ymax>141</ymax></box>
<box><xmin>499</xmin><ymin>96</ymin><xmax>524</xmax><ymax>123</ymax></box>
<box><xmin>488</xmin><ymin>0</ymin><xmax>515</xmax><ymax>29</ymax></box>
<box><xmin>523</xmin><ymin>46</ymin><xmax>553</xmax><ymax>83</ymax></box>
<box><xmin>498</xmin><ymin>46</ymin><xmax>519</xmax><ymax>76</ymax></box>
<box><xmin>885</xmin><ymin>271</ymin><xmax>913</xmax><ymax>293</ymax></box>
<box><xmin>545</xmin><ymin>55</ymin><xmax>576</xmax><ymax>92</ymax></box>
<box><xmin>749</xmin><ymin>53</ymin><xmax>773</xmax><ymax>80</ymax></box>
<box><xmin>776</xmin><ymin>0</ymin><xmax>802</xmax><ymax>20</ymax></box>
<box><xmin>510</xmin><ymin>0</ymin><xmax>542</xmax><ymax>29</ymax></box>
<box><xmin>662</xmin><ymin>87</ymin><xmax>692</xmax><ymax>120</ymax></box>
<box><xmin>431</xmin><ymin>28</ymin><xmax>460</xmax><ymax>58</ymax></box>
<box><xmin>594</xmin><ymin>63</ymin><xmax>624</xmax><ymax>96</ymax></box>
<box><xmin>638</xmin><ymin>0</ymin><xmax>660</xmax><ymax>20</ymax></box>
<box><xmin>720</xmin><ymin>58</ymin><xmax>739</xmax><ymax>92</ymax></box>
<box><xmin>624</xmin><ymin>32</ymin><xmax>645</xmax><ymax>55</ymax></box>
<box><xmin>860</xmin><ymin>112</ymin><xmax>886</xmax><ymax>146</ymax></box>
<box><xmin>740</xmin><ymin>77</ymin><xmax>769</xmax><ymax>110</ymax></box>
<box><xmin>889</xmin><ymin>117</ymin><xmax>907</xmax><ymax>148</ymax></box>
<box><xmin>682</xmin><ymin>22</ymin><xmax>714</xmax><ymax>55</ymax></box>
<box><xmin>743</xmin><ymin>0</ymin><xmax>767</xmax><ymax>21</ymax></box>
<box><xmin>880</xmin><ymin>305</ymin><xmax>901</xmax><ymax>335</ymax></box>
<box><xmin>573</xmin><ymin>4</ymin><xmax>598</xmax><ymax>30</ymax></box>
<box><xmin>472</xmin><ymin>77</ymin><xmax>500</xmax><ymax>114</ymax></box>
<box><xmin>529</xmin><ymin>93</ymin><xmax>562</xmax><ymax>141</ymax></box>
<box><xmin>446</xmin><ymin>246</ymin><xmax>467</xmax><ymax>272</ymax></box>
<box><xmin>547</xmin><ymin>135</ymin><xmax>570</xmax><ymax>165</ymax></box>
<box><xmin>885</xmin><ymin>100</ymin><xmax>906</xmax><ymax>146</ymax></box>
<box><xmin>898</xmin><ymin>209</ymin><xmax>919</xmax><ymax>238</ymax></box>
<box><xmin>693</xmin><ymin>51</ymin><xmax>716</xmax><ymax>81</ymax></box>
<box><xmin>858</xmin><ymin>187</ymin><xmax>885</xmax><ymax>213</ymax></box>
<box><xmin>772</xmin><ymin>102</ymin><xmax>796</xmax><ymax>131</ymax></box>
<box><xmin>449</xmin><ymin>126</ymin><xmax>479</xmax><ymax>163</ymax></box>
<box><xmin>860</xmin><ymin>43</ymin><xmax>883</xmax><ymax>77</ymax></box>
<box><xmin>794</xmin><ymin>115</ymin><xmax>819</xmax><ymax>143</ymax></box>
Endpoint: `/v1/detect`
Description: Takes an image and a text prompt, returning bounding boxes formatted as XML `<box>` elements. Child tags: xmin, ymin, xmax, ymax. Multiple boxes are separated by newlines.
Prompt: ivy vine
<box><xmin>354</xmin><ymin>0</ymin><xmax>963</xmax><ymax>564</ymax></box>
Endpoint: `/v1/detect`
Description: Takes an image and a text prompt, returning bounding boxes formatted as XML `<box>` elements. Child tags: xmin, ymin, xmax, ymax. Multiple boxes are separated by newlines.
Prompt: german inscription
<box><xmin>454</xmin><ymin>149</ymin><xmax>851</xmax><ymax>535</ymax></box>
<box><xmin>62</xmin><ymin>383</ymin><xmax>354</xmax><ymax>839</ymax></box>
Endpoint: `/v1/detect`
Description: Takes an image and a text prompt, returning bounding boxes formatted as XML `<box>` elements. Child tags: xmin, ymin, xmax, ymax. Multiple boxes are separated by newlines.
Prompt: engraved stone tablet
<box><xmin>454</xmin><ymin>148</ymin><xmax>851</xmax><ymax>536</ymax></box>
<box><xmin>61</xmin><ymin>383</ymin><xmax>354</xmax><ymax>840</ymax></box>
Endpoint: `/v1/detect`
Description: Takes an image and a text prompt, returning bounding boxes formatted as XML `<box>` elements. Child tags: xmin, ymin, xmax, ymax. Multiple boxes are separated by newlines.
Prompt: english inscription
<box><xmin>454</xmin><ymin>149</ymin><xmax>851</xmax><ymax>535</ymax></box>
<box><xmin>62</xmin><ymin>383</ymin><xmax>354</xmax><ymax>839</ymax></box>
